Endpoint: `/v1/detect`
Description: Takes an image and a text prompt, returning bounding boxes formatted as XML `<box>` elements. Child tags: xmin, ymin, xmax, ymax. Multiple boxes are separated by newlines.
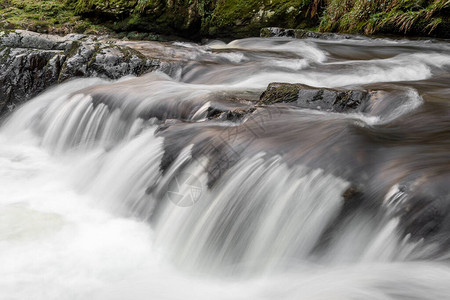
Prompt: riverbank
<box><xmin>1</xmin><ymin>0</ymin><xmax>449</xmax><ymax>40</ymax></box>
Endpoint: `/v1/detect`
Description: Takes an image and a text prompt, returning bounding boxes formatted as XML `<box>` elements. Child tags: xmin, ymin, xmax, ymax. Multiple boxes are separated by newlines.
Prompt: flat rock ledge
<box><xmin>0</xmin><ymin>30</ymin><xmax>160</xmax><ymax>115</ymax></box>
<box><xmin>258</xmin><ymin>82</ymin><xmax>374</xmax><ymax>113</ymax></box>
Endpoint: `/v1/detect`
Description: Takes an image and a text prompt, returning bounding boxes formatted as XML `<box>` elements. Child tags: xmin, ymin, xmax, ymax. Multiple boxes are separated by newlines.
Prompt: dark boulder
<box><xmin>258</xmin><ymin>82</ymin><xmax>372</xmax><ymax>113</ymax></box>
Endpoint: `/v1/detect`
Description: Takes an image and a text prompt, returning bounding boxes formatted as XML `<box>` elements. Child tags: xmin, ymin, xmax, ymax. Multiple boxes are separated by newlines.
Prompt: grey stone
<box><xmin>0</xmin><ymin>30</ymin><xmax>161</xmax><ymax>115</ymax></box>
<box><xmin>258</xmin><ymin>82</ymin><xmax>371</xmax><ymax>113</ymax></box>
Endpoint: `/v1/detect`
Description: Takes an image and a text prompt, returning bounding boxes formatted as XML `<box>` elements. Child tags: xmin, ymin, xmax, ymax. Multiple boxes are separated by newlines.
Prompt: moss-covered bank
<box><xmin>1</xmin><ymin>0</ymin><xmax>449</xmax><ymax>39</ymax></box>
<box><xmin>0</xmin><ymin>0</ymin><xmax>108</xmax><ymax>34</ymax></box>
<box><xmin>63</xmin><ymin>0</ymin><xmax>450</xmax><ymax>38</ymax></box>
<box><xmin>319</xmin><ymin>0</ymin><xmax>450</xmax><ymax>37</ymax></box>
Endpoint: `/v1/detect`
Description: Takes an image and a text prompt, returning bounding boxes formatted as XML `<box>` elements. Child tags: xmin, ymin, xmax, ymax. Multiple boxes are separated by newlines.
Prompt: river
<box><xmin>1</xmin><ymin>36</ymin><xmax>450</xmax><ymax>299</ymax></box>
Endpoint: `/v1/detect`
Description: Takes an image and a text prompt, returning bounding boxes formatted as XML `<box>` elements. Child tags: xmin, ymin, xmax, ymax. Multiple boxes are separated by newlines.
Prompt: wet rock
<box><xmin>219</xmin><ymin>108</ymin><xmax>256</xmax><ymax>122</ymax></box>
<box><xmin>258</xmin><ymin>83</ymin><xmax>301</xmax><ymax>105</ymax></box>
<box><xmin>58</xmin><ymin>40</ymin><xmax>158</xmax><ymax>82</ymax></box>
<box><xmin>0</xmin><ymin>46</ymin><xmax>66</xmax><ymax>114</ymax></box>
<box><xmin>258</xmin><ymin>82</ymin><xmax>371</xmax><ymax>113</ymax></box>
<box><xmin>260</xmin><ymin>27</ymin><xmax>295</xmax><ymax>38</ymax></box>
<box><xmin>260</xmin><ymin>27</ymin><xmax>360</xmax><ymax>40</ymax></box>
<box><xmin>384</xmin><ymin>175</ymin><xmax>450</xmax><ymax>248</ymax></box>
<box><xmin>0</xmin><ymin>30</ymin><xmax>160</xmax><ymax>115</ymax></box>
<box><xmin>206</xmin><ymin>106</ymin><xmax>256</xmax><ymax>122</ymax></box>
<box><xmin>342</xmin><ymin>186</ymin><xmax>364</xmax><ymax>205</ymax></box>
<box><xmin>0</xmin><ymin>30</ymin><xmax>72</xmax><ymax>50</ymax></box>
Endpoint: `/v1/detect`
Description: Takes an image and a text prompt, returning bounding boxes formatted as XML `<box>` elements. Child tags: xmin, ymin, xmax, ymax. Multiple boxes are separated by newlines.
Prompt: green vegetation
<box><xmin>319</xmin><ymin>0</ymin><xmax>450</xmax><ymax>36</ymax></box>
<box><xmin>60</xmin><ymin>0</ymin><xmax>321</xmax><ymax>38</ymax></box>
<box><xmin>0</xmin><ymin>0</ymin><xmax>108</xmax><ymax>34</ymax></box>
<box><xmin>207</xmin><ymin>0</ymin><xmax>317</xmax><ymax>36</ymax></box>
<box><xmin>1</xmin><ymin>0</ymin><xmax>448</xmax><ymax>38</ymax></box>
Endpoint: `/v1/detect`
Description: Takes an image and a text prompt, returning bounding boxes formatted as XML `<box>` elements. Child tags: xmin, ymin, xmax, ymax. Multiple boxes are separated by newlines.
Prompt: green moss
<box><xmin>208</xmin><ymin>0</ymin><xmax>316</xmax><ymax>37</ymax></box>
<box><xmin>258</xmin><ymin>83</ymin><xmax>302</xmax><ymax>105</ymax></box>
<box><xmin>1</xmin><ymin>0</ymin><xmax>448</xmax><ymax>39</ymax></box>
<box><xmin>67</xmin><ymin>0</ymin><xmax>137</xmax><ymax>14</ymax></box>
<box><xmin>0</xmin><ymin>0</ymin><xmax>110</xmax><ymax>34</ymax></box>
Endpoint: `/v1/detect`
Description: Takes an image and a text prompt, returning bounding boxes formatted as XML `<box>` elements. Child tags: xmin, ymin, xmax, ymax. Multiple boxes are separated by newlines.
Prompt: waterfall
<box><xmin>1</xmin><ymin>35</ymin><xmax>450</xmax><ymax>300</ymax></box>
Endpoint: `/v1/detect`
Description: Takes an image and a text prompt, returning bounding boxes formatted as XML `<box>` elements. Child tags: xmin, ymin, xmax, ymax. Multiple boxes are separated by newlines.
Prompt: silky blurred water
<box><xmin>1</xmin><ymin>36</ymin><xmax>450</xmax><ymax>299</ymax></box>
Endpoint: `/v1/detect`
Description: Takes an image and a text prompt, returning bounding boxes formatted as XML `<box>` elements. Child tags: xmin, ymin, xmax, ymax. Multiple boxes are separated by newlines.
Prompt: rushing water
<box><xmin>1</xmin><ymin>36</ymin><xmax>450</xmax><ymax>299</ymax></box>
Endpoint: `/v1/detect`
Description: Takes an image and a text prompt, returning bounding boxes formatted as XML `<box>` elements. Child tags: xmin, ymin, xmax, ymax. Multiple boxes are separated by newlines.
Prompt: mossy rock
<box><xmin>258</xmin><ymin>82</ymin><xmax>370</xmax><ymax>113</ymax></box>
<box><xmin>0</xmin><ymin>0</ymin><xmax>109</xmax><ymax>35</ymax></box>
<box><xmin>259</xmin><ymin>82</ymin><xmax>304</xmax><ymax>105</ymax></box>
<box><xmin>207</xmin><ymin>0</ymin><xmax>316</xmax><ymax>38</ymax></box>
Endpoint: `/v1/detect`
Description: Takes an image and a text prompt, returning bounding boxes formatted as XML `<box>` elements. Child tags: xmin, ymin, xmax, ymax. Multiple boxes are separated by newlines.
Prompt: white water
<box><xmin>2</xmin><ymin>124</ymin><xmax>450</xmax><ymax>300</ymax></box>
<box><xmin>1</xmin><ymin>36</ymin><xmax>450</xmax><ymax>299</ymax></box>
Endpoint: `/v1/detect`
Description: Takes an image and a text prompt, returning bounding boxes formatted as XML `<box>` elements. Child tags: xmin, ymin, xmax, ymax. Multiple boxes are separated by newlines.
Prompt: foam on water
<box><xmin>226</xmin><ymin>52</ymin><xmax>450</xmax><ymax>89</ymax></box>
<box><xmin>213</xmin><ymin>38</ymin><xmax>328</xmax><ymax>63</ymax></box>
<box><xmin>2</xmin><ymin>126</ymin><xmax>449</xmax><ymax>300</ymax></box>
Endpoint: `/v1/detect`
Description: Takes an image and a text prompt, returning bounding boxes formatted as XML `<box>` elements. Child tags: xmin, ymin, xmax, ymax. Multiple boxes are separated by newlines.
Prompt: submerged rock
<box><xmin>383</xmin><ymin>175</ymin><xmax>450</xmax><ymax>249</ymax></box>
<box><xmin>258</xmin><ymin>82</ymin><xmax>372</xmax><ymax>113</ymax></box>
<box><xmin>0</xmin><ymin>30</ymin><xmax>160</xmax><ymax>115</ymax></box>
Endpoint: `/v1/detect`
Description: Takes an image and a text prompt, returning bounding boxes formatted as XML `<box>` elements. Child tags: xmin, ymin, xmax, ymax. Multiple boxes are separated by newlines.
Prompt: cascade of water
<box><xmin>1</xmin><ymin>35</ymin><xmax>450</xmax><ymax>300</ymax></box>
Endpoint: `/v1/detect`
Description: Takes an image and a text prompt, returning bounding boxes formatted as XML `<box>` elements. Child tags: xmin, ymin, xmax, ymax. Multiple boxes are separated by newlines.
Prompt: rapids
<box><xmin>1</xmin><ymin>36</ymin><xmax>450</xmax><ymax>299</ymax></box>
